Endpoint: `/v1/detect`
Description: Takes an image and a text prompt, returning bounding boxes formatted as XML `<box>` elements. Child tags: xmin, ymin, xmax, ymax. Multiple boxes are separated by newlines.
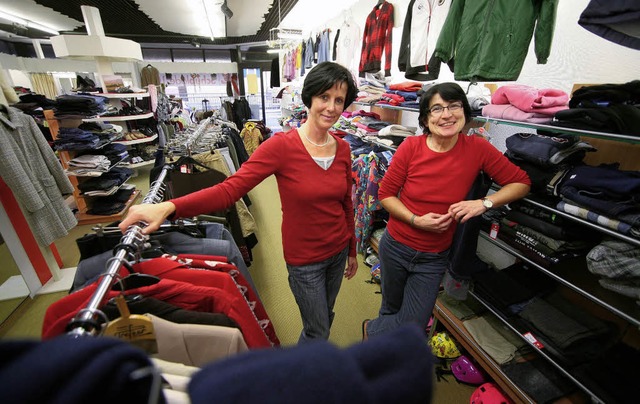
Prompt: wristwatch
<box><xmin>481</xmin><ymin>197</ymin><xmax>494</xmax><ymax>210</ymax></box>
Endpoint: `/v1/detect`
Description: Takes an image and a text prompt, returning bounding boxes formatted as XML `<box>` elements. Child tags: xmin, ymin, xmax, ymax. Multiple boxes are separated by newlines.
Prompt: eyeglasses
<box><xmin>428</xmin><ymin>102</ymin><xmax>464</xmax><ymax>116</ymax></box>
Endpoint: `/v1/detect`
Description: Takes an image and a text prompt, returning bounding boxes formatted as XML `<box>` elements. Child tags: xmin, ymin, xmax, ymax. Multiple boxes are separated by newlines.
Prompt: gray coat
<box><xmin>0</xmin><ymin>107</ymin><xmax>77</xmax><ymax>246</ymax></box>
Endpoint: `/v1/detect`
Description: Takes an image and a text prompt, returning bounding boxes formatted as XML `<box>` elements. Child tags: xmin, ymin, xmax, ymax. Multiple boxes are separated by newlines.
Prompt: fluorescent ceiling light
<box><xmin>267</xmin><ymin>48</ymin><xmax>284</xmax><ymax>54</ymax></box>
<box><xmin>0</xmin><ymin>10</ymin><xmax>59</xmax><ymax>35</ymax></box>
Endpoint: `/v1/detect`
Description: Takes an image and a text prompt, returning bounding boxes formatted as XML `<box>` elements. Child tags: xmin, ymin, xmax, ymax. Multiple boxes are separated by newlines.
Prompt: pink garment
<box><xmin>147</xmin><ymin>84</ymin><xmax>158</xmax><ymax>113</ymax></box>
<box><xmin>492</xmin><ymin>84</ymin><xmax>569</xmax><ymax>115</ymax></box>
<box><xmin>482</xmin><ymin>104</ymin><xmax>553</xmax><ymax>124</ymax></box>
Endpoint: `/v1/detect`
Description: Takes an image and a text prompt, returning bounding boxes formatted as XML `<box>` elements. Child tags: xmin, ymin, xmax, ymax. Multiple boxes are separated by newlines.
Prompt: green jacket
<box><xmin>433</xmin><ymin>0</ymin><xmax>558</xmax><ymax>82</ymax></box>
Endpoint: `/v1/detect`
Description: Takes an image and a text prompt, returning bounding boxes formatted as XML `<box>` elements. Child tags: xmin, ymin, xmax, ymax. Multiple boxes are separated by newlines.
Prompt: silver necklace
<box><xmin>303</xmin><ymin>133</ymin><xmax>331</xmax><ymax>147</ymax></box>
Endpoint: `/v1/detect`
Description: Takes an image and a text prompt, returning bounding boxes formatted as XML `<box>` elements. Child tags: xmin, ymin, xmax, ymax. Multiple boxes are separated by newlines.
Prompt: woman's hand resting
<box><xmin>118</xmin><ymin>201</ymin><xmax>176</xmax><ymax>234</ymax></box>
<box><xmin>344</xmin><ymin>256</ymin><xmax>358</xmax><ymax>280</ymax></box>
<box><xmin>448</xmin><ymin>199</ymin><xmax>486</xmax><ymax>223</ymax></box>
<box><xmin>412</xmin><ymin>212</ymin><xmax>453</xmax><ymax>233</ymax></box>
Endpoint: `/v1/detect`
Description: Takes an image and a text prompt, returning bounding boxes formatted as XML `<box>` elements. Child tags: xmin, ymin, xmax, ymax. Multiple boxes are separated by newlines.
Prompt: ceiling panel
<box><xmin>2</xmin><ymin>0</ymin><xmax>300</xmax><ymax>46</ymax></box>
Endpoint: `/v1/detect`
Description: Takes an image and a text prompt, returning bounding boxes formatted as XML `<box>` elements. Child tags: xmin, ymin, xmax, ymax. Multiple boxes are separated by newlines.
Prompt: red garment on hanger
<box><xmin>43</xmin><ymin>277</ymin><xmax>272</xmax><ymax>348</ymax></box>
<box><xmin>137</xmin><ymin>255</ymin><xmax>279</xmax><ymax>346</ymax></box>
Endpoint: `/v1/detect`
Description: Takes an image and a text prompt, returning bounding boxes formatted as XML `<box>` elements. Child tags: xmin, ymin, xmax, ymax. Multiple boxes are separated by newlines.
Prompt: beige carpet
<box><xmin>0</xmin><ymin>166</ymin><xmax>474</xmax><ymax>402</ymax></box>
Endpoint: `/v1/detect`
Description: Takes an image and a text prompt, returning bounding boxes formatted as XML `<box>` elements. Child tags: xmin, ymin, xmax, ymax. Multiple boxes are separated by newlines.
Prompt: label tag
<box><xmin>489</xmin><ymin>222</ymin><xmax>499</xmax><ymax>239</ymax></box>
<box><xmin>524</xmin><ymin>332</ymin><xmax>544</xmax><ymax>349</ymax></box>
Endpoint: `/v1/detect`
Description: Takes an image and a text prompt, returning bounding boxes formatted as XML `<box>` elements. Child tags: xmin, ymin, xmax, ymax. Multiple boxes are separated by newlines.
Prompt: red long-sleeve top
<box><xmin>359</xmin><ymin>1</ymin><xmax>394</xmax><ymax>77</ymax></box>
<box><xmin>171</xmin><ymin>129</ymin><xmax>356</xmax><ymax>266</ymax></box>
<box><xmin>379</xmin><ymin>134</ymin><xmax>530</xmax><ymax>253</ymax></box>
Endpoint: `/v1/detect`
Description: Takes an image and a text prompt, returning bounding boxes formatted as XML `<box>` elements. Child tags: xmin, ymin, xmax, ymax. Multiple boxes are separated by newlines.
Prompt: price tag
<box><xmin>523</xmin><ymin>332</ymin><xmax>544</xmax><ymax>349</ymax></box>
<box><xmin>489</xmin><ymin>222</ymin><xmax>499</xmax><ymax>239</ymax></box>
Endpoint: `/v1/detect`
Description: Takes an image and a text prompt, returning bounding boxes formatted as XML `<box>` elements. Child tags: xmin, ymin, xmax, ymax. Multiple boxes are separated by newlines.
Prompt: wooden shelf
<box><xmin>76</xmin><ymin>189</ymin><xmax>141</xmax><ymax>225</ymax></box>
<box><xmin>113</xmin><ymin>134</ymin><xmax>158</xmax><ymax>146</ymax></box>
<box><xmin>434</xmin><ymin>298</ymin><xmax>535</xmax><ymax>403</ymax></box>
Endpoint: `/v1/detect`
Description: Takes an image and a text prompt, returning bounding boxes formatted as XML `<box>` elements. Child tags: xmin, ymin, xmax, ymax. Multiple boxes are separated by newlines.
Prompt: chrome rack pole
<box><xmin>184</xmin><ymin>116</ymin><xmax>211</xmax><ymax>152</ymax></box>
<box><xmin>67</xmin><ymin>165</ymin><xmax>171</xmax><ymax>337</ymax></box>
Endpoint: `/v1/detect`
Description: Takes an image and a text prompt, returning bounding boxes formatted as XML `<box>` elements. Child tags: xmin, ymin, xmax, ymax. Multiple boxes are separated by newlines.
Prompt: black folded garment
<box><xmin>502</xmin><ymin>358</ymin><xmax>576</xmax><ymax>404</ymax></box>
<box><xmin>569</xmin><ymin>80</ymin><xmax>640</xmax><ymax>108</ymax></box>
<box><xmin>519</xmin><ymin>292</ymin><xmax>614</xmax><ymax>364</ymax></box>
<box><xmin>571</xmin><ymin>342</ymin><xmax>640</xmax><ymax>404</ymax></box>
<box><xmin>551</xmin><ymin>104</ymin><xmax>640</xmax><ymax>136</ymax></box>
<box><xmin>86</xmin><ymin>201</ymin><xmax>125</xmax><ymax>216</ymax></box>
<box><xmin>472</xmin><ymin>262</ymin><xmax>553</xmax><ymax>312</ymax></box>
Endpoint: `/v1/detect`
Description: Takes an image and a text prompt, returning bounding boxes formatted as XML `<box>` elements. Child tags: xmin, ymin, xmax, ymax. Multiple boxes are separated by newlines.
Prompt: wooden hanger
<box><xmin>103</xmin><ymin>294</ymin><xmax>158</xmax><ymax>354</ymax></box>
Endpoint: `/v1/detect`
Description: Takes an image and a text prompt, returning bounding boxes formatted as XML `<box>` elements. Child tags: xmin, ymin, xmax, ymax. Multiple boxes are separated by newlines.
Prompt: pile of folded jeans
<box><xmin>54</xmin><ymin>94</ymin><xmax>108</xmax><ymax>119</ymax></box>
<box><xmin>77</xmin><ymin>167</ymin><xmax>133</xmax><ymax>197</ymax></box>
<box><xmin>54</xmin><ymin>127</ymin><xmax>103</xmax><ymax>150</ymax></box>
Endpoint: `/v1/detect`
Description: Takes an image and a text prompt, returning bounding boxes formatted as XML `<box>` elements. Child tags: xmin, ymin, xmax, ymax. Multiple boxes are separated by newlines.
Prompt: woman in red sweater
<box><xmin>120</xmin><ymin>62</ymin><xmax>359</xmax><ymax>343</ymax></box>
<box><xmin>363</xmin><ymin>82</ymin><xmax>531</xmax><ymax>339</ymax></box>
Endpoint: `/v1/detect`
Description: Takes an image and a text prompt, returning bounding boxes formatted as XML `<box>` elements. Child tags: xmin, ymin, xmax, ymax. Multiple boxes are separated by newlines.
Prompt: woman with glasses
<box><xmin>363</xmin><ymin>82</ymin><xmax>530</xmax><ymax>339</ymax></box>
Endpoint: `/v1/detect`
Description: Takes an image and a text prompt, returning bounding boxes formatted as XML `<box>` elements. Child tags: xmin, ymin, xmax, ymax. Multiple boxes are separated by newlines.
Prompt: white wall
<box><xmin>316</xmin><ymin>0</ymin><xmax>638</xmax><ymax>94</ymax></box>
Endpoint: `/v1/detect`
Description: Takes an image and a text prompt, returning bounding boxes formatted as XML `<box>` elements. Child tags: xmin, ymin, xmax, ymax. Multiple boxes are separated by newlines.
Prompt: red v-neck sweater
<box><xmin>171</xmin><ymin>129</ymin><xmax>356</xmax><ymax>266</ymax></box>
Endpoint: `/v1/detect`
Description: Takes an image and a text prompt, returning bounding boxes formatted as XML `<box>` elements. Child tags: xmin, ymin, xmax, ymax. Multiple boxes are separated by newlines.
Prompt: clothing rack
<box><xmin>184</xmin><ymin>117</ymin><xmax>212</xmax><ymax>152</ymax></box>
<box><xmin>67</xmin><ymin>165</ymin><xmax>171</xmax><ymax>336</ymax></box>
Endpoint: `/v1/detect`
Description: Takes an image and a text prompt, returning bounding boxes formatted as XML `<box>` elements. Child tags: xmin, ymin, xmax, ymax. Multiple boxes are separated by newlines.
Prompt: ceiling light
<box><xmin>267</xmin><ymin>48</ymin><xmax>284</xmax><ymax>54</ymax></box>
<box><xmin>0</xmin><ymin>10</ymin><xmax>59</xmax><ymax>36</ymax></box>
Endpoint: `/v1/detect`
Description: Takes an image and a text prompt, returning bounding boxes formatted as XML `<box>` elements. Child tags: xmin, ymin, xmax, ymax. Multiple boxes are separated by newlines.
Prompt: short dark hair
<box><xmin>301</xmin><ymin>62</ymin><xmax>357</xmax><ymax>109</ymax></box>
<box><xmin>418</xmin><ymin>82</ymin><xmax>472</xmax><ymax>132</ymax></box>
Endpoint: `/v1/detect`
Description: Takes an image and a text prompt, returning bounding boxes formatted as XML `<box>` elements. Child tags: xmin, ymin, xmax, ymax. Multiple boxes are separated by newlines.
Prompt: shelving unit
<box><xmin>44</xmin><ymin>109</ymin><xmax>143</xmax><ymax>225</ymax></box>
<box><xmin>356</xmin><ymin>101</ymin><xmax>640</xmax><ymax>403</ymax></box>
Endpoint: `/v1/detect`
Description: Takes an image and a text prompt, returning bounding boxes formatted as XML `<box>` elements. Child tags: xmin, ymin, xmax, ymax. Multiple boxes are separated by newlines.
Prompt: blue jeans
<box><xmin>367</xmin><ymin>230</ymin><xmax>449</xmax><ymax>338</ymax></box>
<box><xmin>286</xmin><ymin>245</ymin><xmax>349</xmax><ymax>343</ymax></box>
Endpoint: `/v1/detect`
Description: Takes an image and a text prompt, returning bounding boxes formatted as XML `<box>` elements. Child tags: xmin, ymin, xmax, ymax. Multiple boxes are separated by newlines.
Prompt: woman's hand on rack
<box><xmin>118</xmin><ymin>201</ymin><xmax>176</xmax><ymax>234</ymax></box>
<box><xmin>344</xmin><ymin>256</ymin><xmax>358</xmax><ymax>280</ymax></box>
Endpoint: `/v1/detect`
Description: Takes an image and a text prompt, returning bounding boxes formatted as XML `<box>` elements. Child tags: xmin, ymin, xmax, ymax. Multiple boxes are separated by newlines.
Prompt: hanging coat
<box><xmin>433</xmin><ymin>0</ymin><xmax>558</xmax><ymax>81</ymax></box>
<box><xmin>0</xmin><ymin>107</ymin><xmax>76</xmax><ymax>246</ymax></box>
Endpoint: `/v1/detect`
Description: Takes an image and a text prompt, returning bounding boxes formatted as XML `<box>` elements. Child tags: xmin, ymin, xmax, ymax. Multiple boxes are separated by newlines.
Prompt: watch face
<box><xmin>483</xmin><ymin>198</ymin><xmax>493</xmax><ymax>209</ymax></box>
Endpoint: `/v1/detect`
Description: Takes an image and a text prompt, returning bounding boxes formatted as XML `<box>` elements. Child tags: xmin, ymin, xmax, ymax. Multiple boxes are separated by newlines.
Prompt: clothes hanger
<box><xmin>466</xmin><ymin>81</ymin><xmax>478</xmax><ymax>94</ymax></box>
<box><xmin>103</xmin><ymin>294</ymin><xmax>159</xmax><ymax>354</ymax></box>
<box><xmin>173</xmin><ymin>154</ymin><xmax>213</xmax><ymax>172</ymax></box>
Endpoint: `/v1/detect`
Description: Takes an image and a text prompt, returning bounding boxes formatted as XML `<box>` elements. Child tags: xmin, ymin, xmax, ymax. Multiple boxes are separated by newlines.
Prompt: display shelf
<box><xmin>113</xmin><ymin>134</ymin><xmax>158</xmax><ymax>146</ymax></box>
<box><xmin>82</xmin><ymin>112</ymin><xmax>154</xmax><ymax>122</ymax></box>
<box><xmin>122</xmin><ymin>159</ymin><xmax>155</xmax><ymax>169</ymax></box>
<box><xmin>75</xmin><ymin>189</ymin><xmax>141</xmax><ymax>225</ymax></box>
<box><xmin>520</xmin><ymin>194</ymin><xmax>640</xmax><ymax>248</ymax></box>
<box><xmin>468</xmin><ymin>290</ymin><xmax>609</xmax><ymax>404</ymax></box>
<box><xmin>433</xmin><ymin>298</ymin><xmax>535</xmax><ymax>403</ymax></box>
<box><xmin>78</xmin><ymin>177</ymin><xmax>132</xmax><ymax>198</ymax></box>
<box><xmin>91</xmin><ymin>92</ymin><xmax>149</xmax><ymax>99</ymax></box>
<box><xmin>65</xmin><ymin>155</ymin><xmax>128</xmax><ymax>177</ymax></box>
<box><xmin>479</xmin><ymin>231</ymin><xmax>640</xmax><ymax>327</ymax></box>
<box><xmin>473</xmin><ymin>116</ymin><xmax>640</xmax><ymax>144</ymax></box>
<box><xmin>352</xmin><ymin>101</ymin><xmax>420</xmax><ymax>112</ymax></box>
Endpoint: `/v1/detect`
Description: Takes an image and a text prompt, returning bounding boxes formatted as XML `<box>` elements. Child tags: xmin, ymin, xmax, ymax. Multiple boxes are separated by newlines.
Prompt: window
<box><xmin>141</xmin><ymin>48</ymin><xmax>172</xmax><ymax>62</ymax></box>
<box><xmin>172</xmin><ymin>49</ymin><xmax>205</xmax><ymax>63</ymax></box>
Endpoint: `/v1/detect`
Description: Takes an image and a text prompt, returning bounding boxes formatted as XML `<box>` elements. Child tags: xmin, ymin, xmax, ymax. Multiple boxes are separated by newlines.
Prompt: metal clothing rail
<box><xmin>183</xmin><ymin>117</ymin><xmax>212</xmax><ymax>152</ymax></box>
<box><xmin>67</xmin><ymin>165</ymin><xmax>171</xmax><ymax>336</ymax></box>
